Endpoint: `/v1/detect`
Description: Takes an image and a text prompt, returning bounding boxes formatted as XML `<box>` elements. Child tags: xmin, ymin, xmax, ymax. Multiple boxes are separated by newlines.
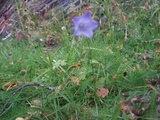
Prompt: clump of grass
<box><xmin>0</xmin><ymin>0</ymin><xmax>160</xmax><ymax>119</ymax></box>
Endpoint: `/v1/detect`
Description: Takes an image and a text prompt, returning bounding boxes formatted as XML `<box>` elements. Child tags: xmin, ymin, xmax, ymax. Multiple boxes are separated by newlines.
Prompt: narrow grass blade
<box><xmin>111</xmin><ymin>103</ymin><xmax>121</xmax><ymax>120</ymax></box>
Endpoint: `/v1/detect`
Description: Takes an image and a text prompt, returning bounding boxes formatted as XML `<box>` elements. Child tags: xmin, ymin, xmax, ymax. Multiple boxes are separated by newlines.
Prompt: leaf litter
<box><xmin>119</xmin><ymin>78</ymin><xmax>160</xmax><ymax>119</ymax></box>
<box><xmin>97</xmin><ymin>86</ymin><xmax>109</xmax><ymax>98</ymax></box>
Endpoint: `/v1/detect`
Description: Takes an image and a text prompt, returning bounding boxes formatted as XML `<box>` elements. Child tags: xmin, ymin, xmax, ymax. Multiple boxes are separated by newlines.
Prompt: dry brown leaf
<box><xmin>113</xmin><ymin>74</ymin><xmax>118</xmax><ymax>80</ymax></box>
<box><xmin>146</xmin><ymin>78</ymin><xmax>160</xmax><ymax>86</ymax></box>
<box><xmin>16</xmin><ymin>117</ymin><xmax>29</xmax><ymax>120</ymax></box>
<box><xmin>155</xmin><ymin>49</ymin><xmax>160</xmax><ymax>54</ymax></box>
<box><xmin>4</xmin><ymin>81</ymin><xmax>20</xmax><ymax>91</ymax></box>
<box><xmin>57</xmin><ymin>70</ymin><xmax>64</xmax><ymax>74</ymax></box>
<box><xmin>120</xmin><ymin>101</ymin><xmax>133</xmax><ymax>114</ymax></box>
<box><xmin>71</xmin><ymin>76</ymin><xmax>80</xmax><ymax>85</ymax></box>
<box><xmin>15</xmin><ymin>117</ymin><xmax>25</xmax><ymax>120</ymax></box>
<box><xmin>68</xmin><ymin>61</ymin><xmax>82</xmax><ymax>70</ymax></box>
<box><xmin>32</xmin><ymin>100</ymin><xmax>42</xmax><ymax>107</ymax></box>
<box><xmin>131</xmin><ymin>103</ymin><xmax>150</xmax><ymax>116</ymax></box>
<box><xmin>24</xmin><ymin>118</ymin><xmax>30</xmax><ymax>120</ymax></box>
<box><xmin>55</xmin><ymin>85</ymin><xmax>62</xmax><ymax>93</ymax></box>
<box><xmin>133</xmin><ymin>64</ymin><xmax>141</xmax><ymax>72</ymax></box>
<box><xmin>20</xmin><ymin>69</ymin><xmax>27</xmax><ymax>73</ymax></box>
<box><xmin>97</xmin><ymin>87</ymin><xmax>109</xmax><ymax>98</ymax></box>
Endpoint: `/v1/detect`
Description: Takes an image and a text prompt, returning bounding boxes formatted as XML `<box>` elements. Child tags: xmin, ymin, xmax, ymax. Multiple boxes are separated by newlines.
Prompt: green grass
<box><xmin>0</xmin><ymin>0</ymin><xmax>160</xmax><ymax>120</ymax></box>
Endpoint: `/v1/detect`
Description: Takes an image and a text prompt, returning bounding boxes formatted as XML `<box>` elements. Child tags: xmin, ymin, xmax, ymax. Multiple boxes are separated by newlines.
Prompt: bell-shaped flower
<box><xmin>72</xmin><ymin>12</ymin><xmax>99</xmax><ymax>38</ymax></box>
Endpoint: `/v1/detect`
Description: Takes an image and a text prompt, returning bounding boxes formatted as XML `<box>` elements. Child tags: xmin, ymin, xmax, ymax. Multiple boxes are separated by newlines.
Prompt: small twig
<box><xmin>0</xmin><ymin>82</ymin><xmax>56</xmax><ymax>116</ymax></box>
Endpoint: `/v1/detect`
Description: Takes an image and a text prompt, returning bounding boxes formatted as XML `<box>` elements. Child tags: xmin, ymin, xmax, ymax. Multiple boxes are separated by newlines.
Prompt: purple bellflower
<box><xmin>72</xmin><ymin>12</ymin><xmax>99</xmax><ymax>38</ymax></box>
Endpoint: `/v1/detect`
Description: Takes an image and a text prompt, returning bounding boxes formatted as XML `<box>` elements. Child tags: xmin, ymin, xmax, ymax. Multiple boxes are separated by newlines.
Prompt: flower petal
<box><xmin>75</xmin><ymin>29</ymin><xmax>93</xmax><ymax>38</ymax></box>
<box><xmin>73</xmin><ymin>17</ymin><xmax>81</xmax><ymax>25</ymax></box>
<box><xmin>82</xmin><ymin>12</ymin><xmax>92</xmax><ymax>19</ymax></box>
<box><xmin>89</xmin><ymin>20</ymin><xmax>99</xmax><ymax>30</ymax></box>
<box><xmin>72</xmin><ymin>12</ymin><xmax>99</xmax><ymax>38</ymax></box>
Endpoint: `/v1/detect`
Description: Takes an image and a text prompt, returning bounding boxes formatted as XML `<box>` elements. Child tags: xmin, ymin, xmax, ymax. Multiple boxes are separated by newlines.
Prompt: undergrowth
<box><xmin>0</xmin><ymin>0</ymin><xmax>160</xmax><ymax>119</ymax></box>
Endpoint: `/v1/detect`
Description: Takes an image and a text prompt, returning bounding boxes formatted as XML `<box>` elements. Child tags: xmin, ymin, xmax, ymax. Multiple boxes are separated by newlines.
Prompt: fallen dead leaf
<box><xmin>131</xmin><ymin>92</ymin><xmax>151</xmax><ymax>103</ymax></box>
<box><xmin>4</xmin><ymin>81</ymin><xmax>20</xmax><ymax>91</ymax></box>
<box><xmin>132</xmin><ymin>64</ymin><xmax>140</xmax><ymax>71</ymax></box>
<box><xmin>15</xmin><ymin>117</ymin><xmax>25</xmax><ymax>120</ymax></box>
<box><xmin>24</xmin><ymin>117</ymin><xmax>30</xmax><ymax>120</ymax></box>
<box><xmin>132</xmin><ymin>103</ymin><xmax>150</xmax><ymax>116</ymax></box>
<box><xmin>120</xmin><ymin>101</ymin><xmax>133</xmax><ymax>114</ymax></box>
<box><xmin>57</xmin><ymin>70</ymin><xmax>64</xmax><ymax>74</ymax></box>
<box><xmin>44</xmin><ymin>35</ymin><xmax>61</xmax><ymax>49</ymax></box>
<box><xmin>68</xmin><ymin>61</ymin><xmax>82</xmax><ymax>70</ymax></box>
<box><xmin>155</xmin><ymin>49</ymin><xmax>160</xmax><ymax>54</ymax></box>
<box><xmin>71</xmin><ymin>76</ymin><xmax>80</xmax><ymax>85</ymax></box>
<box><xmin>146</xmin><ymin>78</ymin><xmax>160</xmax><ymax>85</ymax></box>
<box><xmin>20</xmin><ymin>69</ymin><xmax>27</xmax><ymax>73</ymax></box>
<box><xmin>97</xmin><ymin>87</ymin><xmax>109</xmax><ymax>98</ymax></box>
<box><xmin>55</xmin><ymin>85</ymin><xmax>62</xmax><ymax>92</ymax></box>
<box><xmin>113</xmin><ymin>74</ymin><xmax>118</xmax><ymax>80</ymax></box>
<box><xmin>32</xmin><ymin>99</ymin><xmax>42</xmax><ymax>107</ymax></box>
